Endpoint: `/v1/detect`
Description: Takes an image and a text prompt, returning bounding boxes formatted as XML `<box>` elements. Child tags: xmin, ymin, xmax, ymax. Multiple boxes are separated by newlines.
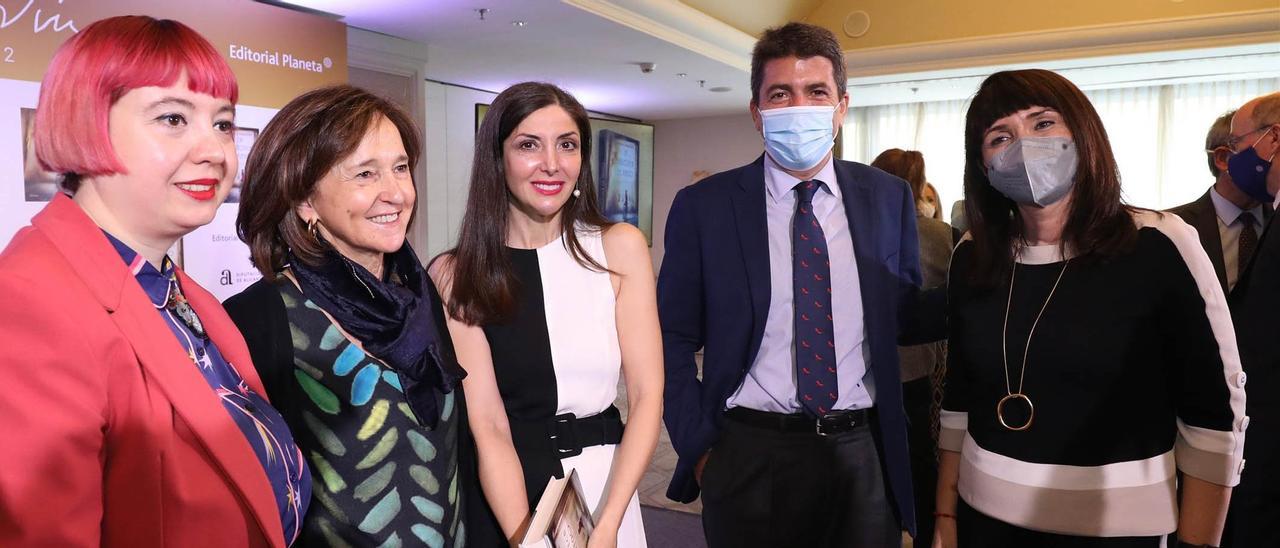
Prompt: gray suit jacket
<box><xmin>1168</xmin><ymin>189</ymin><xmax>1273</xmax><ymax>296</ymax></box>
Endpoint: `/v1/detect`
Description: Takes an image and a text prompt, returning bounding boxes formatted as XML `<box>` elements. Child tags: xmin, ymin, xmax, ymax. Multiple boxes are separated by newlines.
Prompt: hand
<box><xmin>694</xmin><ymin>451</ymin><xmax>710</xmax><ymax>486</ymax></box>
<box><xmin>587</xmin><ymin>522</ymin><xmax>618</xmax><ymax>548</ymax></box>
<box><xmin>931</xmin><ymin>515</ymin><xmax>957</xmax><ymax>548</ymax></box>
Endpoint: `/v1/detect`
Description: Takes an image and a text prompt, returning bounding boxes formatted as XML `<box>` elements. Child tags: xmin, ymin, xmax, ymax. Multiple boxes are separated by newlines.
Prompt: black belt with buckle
<box><xmin>726</xmin><ymin>406</ymin><xmax>871</xmax><ymax>436</ymax></box>
<box><xmin>511</xmin><ymin>405</ymin><xmax>624</xmax><ymax>459</ymax></box>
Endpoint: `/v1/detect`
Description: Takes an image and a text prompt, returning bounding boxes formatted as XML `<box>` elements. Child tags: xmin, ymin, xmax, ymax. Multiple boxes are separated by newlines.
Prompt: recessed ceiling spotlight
<box><xmin>709</xmin><ymin>86</ymin><xmax>732</xmax><ymax>93</ymax></box>
<box><xmin>511</xmin><ymin>20</ymin><xmax>527</xmax><ymax>27</ymax></box>
<box><xmin>476</xmin><ymin>8</ymin><xmax>489</xmax><ymax>21</ymax></box>
<box><xmin>676</xmin><ymin>73</ymin><xmax>687</xmax><ymax>78</ymax></box>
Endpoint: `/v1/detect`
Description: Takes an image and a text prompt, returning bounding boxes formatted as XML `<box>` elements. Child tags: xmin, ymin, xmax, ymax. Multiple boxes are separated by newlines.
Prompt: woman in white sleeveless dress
<box><xmin>430</xmin><ymin>82</ymin><xmax>662</xmax><ymax>548</ymax></box>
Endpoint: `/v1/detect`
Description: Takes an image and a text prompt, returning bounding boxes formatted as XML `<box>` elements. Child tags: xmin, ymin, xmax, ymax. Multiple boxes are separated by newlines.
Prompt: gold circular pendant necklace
<box><xmin>998</xmin><ymin>253</ymin><xmax>1070</xmax><ymax>431</ymax></box>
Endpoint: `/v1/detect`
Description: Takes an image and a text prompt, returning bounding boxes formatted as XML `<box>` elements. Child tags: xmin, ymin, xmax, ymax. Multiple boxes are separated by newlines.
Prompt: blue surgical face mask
<box><xmin>986</xmin><ymin>136</ymin><xmax>1078</xmax><ymax>207</ymax></box>
<box><xmin>759</xmin><ymin>105</ymin><xmax>836</xmax><ymax>171</ymax></box>
<box><xmin>1228</xmin><ymin>127</ymin><xmax>1277</xmax><ymax>204</ymax></box>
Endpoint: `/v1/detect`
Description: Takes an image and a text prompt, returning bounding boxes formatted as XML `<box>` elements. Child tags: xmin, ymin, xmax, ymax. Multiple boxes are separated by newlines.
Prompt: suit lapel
<box><xmin>731</xmin><ymin>157</ymin><xmax>771</xmax><ymax>364</ymax></box>
<box><xmin>835</xmin><ymin>162</ymin><xmax>895</xmax><ymax>392</ymax></box>
<box><xmin>1237</xmin><ymin>206</ymin><xmax>1280</xmax><ymax>298</ymax></box>
<box><xmin>34</xmin><ymin>196</ymin><xmax>284</xmax><ymax>548</ymax></box>
<box><xmin>181</xmin><ymin>270</ymin><xmax>269</xmax><ymax>398</ymax></box>
<box><xmin>1238</xmin><ymin>202</ymin><xmax>1276</xmax><ymax>283</ymax></box>
<box><xmin>835</xmin><ymin>162</ymin><xmax>880</xmax><ymax>310</ymax></box>
<box><xmin>1191</xmin><ymin>192</ymin><xmax>1228</xmax><ymax>291</ymax></box>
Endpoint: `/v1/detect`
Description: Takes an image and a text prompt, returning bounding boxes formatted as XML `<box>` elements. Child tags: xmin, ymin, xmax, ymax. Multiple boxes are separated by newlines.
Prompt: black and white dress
<box><xmin>940</xmin><ymin>210</ymin><xmax>1246</xmax><ymax>541</ymax></box>
<box><xmin>481</xmin><ymin>228</ymin><xmax>646</xmax><ymax>546</ymax></box>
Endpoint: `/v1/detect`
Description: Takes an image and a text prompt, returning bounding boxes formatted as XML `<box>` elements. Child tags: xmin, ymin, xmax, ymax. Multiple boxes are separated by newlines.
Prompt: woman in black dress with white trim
<box><xmin>431</xmin><ymin>82</ymin><xmax>662</xmax><ymax>548</ymax></box>
<box><xmin>933</xmin><ymin>69</ymin><xmax>1244</xmax><ymax>548</ymax></box>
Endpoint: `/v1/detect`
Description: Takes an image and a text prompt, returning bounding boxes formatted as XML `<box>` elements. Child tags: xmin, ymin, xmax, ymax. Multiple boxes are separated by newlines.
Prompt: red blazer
<box><xmin>0</xmin><ymin>194</ymin><xmax>286</xmax><ymax>547</ymax></box>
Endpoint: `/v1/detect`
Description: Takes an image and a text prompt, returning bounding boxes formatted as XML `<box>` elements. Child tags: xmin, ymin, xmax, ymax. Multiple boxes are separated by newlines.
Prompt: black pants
<box><xmin>957</xmin><ymin>500</ymin><xmax>1162</xmax><ymax>548</ymax></box>
<box><xmin>700</xmin><ymin>412</ymin><xmax>901</xmax><ymax>548</ymax></box>
<box><xmin>903</xmin><ymin>376</ymin><xmax>938</xmax><ymax>546</ymax></box>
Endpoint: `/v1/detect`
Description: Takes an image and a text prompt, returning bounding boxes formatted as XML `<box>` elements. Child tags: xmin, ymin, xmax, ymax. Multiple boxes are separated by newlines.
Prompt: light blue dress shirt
<box><xmin>1209</xmin><ymin>187</ymin><xmax>1266</xmax><ymax>290</ymax></box>
<box><xmin>726</xmin><ymin>154</ymin><xmax>875</xmax><ymax>413</ymax></box>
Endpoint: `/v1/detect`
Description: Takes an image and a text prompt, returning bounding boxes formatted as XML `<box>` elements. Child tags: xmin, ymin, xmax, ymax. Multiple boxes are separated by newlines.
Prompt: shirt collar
<box><xmin>102</xmin><ymin>231</ymin><xmax>175</xmax><ymax>307</ymax></box>
<box><xmin>1209</xmin><ymin>187</ymin><xmax>1264</xmax><ymax>228</ymax></box>
<box><xmin>763</xmin><ymin>153</ymin><xmax>840</xmax><ymax>204</ymax></box>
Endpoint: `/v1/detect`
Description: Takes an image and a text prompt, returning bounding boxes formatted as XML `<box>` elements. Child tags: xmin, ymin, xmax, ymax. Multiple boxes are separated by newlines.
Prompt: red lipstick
<box><xmin>176</xmin><ymin>178</ymin><xmax>218</xmax><ymax>201</ymax></box>
<box><xmin>531</xmin><ymin>180</ymin><xmax>565</xmax><ymax>196</ymax></box>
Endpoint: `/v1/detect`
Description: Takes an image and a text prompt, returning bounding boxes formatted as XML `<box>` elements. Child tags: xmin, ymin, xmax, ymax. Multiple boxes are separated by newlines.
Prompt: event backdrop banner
<box><xmin>0</xmin><ymin>0</ymin><xmax>348</xmax><ymax>300</ymax></box>
<box><xmin>0</xmin><ymin>0</ymin><xmax>347</xmax><ymax>107</ymax></box>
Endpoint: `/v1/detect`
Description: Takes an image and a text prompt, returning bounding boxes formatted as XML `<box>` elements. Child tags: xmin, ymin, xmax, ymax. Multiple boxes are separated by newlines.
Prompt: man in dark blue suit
<box><xmin>658</xmin><ymin>22</ymin><xmax>941</xmax><ymax>548</ymax></box>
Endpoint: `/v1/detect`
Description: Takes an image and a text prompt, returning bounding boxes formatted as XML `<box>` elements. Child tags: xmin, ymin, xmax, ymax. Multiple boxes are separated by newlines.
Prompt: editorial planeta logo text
<box><xmin>228</xmin><ymin>44</ymin><xmax>331</xmax><ymax>74</ymax></box>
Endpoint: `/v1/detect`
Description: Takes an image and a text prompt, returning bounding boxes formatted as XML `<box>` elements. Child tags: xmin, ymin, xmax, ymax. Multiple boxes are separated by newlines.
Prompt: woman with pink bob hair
<box><xmin>0</xmin><ymin>16</ymin><xmax>309</xmax><ymax>547</ymax></box>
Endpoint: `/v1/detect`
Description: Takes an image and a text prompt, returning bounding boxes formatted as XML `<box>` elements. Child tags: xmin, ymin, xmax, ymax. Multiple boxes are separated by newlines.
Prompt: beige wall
<box><xmin>683</xmin><ymin>0</ymin><xmax>823</xmax><ymax>36</ymax></box>
<box><xmin>650</xmin><ymin>112</ymin><xmax>764</xmax><ymax>269</ymax></box>
<box><xmin>806</xmin><ymin>0</ymin><xmax>1277</xmax><ymax>51</ymax></box>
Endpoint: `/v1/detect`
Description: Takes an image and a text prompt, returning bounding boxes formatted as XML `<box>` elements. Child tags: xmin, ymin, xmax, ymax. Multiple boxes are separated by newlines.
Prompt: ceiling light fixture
<box><xmin>476</xmin><ymin>8</ymin><xmax>489</xmax><ymax>21</ymax></box>
<box><xmin>512</xmin><ymin>20</ymin><xmax>526</xmax><ymax>27</ymax></box>
<box><xmin>676</xmin><ymin>73</ymin><xmax>687</xmax><ymax>78</ymax></box>
<box><xmin>709</xmin><ymin>86</ymin><xmax>732</xmax><ymax>93</ymax></box>
<box><xmin>844</xmin><ymin>10</ymin><xmax>870</xmax><ymax>38</ymax></box>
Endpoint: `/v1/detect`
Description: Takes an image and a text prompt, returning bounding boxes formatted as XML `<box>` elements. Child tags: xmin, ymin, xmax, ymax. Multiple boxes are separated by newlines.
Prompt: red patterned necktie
<box><xmin>793</xmin><ymin>180</ymin><xmax>838</xmax><ymax>417</ymax></box>
<box><xmin>1239</xmin><ymin>211</ymin><xmax>1258</xmax><ymax>282</ymax></box>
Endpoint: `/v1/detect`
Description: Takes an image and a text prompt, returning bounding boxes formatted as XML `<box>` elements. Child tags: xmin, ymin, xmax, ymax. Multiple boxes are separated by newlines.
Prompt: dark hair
<box><xmin>871</xmin><ymin>148</ymin><xmax>926</xmax><ymax>200</ymax></box>
<box><xmin>237</xmin><ymin>84</ymin><xmax>421</xmax><ymax>279</ymax></box>
<box><xmin>751</xmin><ymin>22</ymin><xmax>846</xmax><ymax>105</ymax></box>
<box><xmin>963</xmin><ymin>69</ymin><xmax>1137</xmax><ymax>286</ymax></box>
<box><xmin>1205</xmin><ymin>110</ymin><xmax>1235</xmax><ymax>177</ymax></box>
<box><xmin>443</xmin><ymin>82</ymin><xmax>612</xmax><ymax>325</ymax></box>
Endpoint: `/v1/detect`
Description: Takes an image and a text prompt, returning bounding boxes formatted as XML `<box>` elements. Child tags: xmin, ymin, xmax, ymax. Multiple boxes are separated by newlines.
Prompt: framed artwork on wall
<box><xmin>596</xmin><ymin>130</ymin><xmax>639</xmax><ymax>227</ymax></box>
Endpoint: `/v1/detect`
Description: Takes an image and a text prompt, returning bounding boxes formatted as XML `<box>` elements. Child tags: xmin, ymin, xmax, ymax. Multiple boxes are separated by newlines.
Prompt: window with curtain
<box><xmin>845</xmin><ymin>77</ymin><xmax>1280</xmax><ymax>221</ymax></box>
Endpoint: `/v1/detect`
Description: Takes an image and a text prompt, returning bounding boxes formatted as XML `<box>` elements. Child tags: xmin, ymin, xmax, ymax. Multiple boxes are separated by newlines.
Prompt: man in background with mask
<box><xmin>658</xmin><ymin>22</ymin><xmax>942</xmax><ymax>548</ymax></box>
<box><xmin>1169</xmin><ymin>110</ymin><xmax>1272</xmax><ymax>295</ymax></box>
<box><xmin>1222</xmin><ymin>91</ymin><xmax>1280</xmax><ymax>548</ymax></box>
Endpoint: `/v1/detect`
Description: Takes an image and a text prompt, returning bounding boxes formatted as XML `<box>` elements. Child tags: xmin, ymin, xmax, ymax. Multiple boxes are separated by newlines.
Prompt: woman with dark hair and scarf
<box><xmin>225</xmin><ymin>85</ymin><xmax>466</xmax><ymax>547</ymax></box>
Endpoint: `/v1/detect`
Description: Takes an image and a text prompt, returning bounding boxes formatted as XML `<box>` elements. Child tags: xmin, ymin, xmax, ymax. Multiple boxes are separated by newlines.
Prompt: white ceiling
<box><xmin>272</xmin><ymin>0</ymin><xmax>754</xmax><ymax>120</ymax></box>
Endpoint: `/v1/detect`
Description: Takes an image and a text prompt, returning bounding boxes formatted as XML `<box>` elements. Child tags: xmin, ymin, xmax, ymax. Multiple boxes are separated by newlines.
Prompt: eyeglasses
<box><xmin>1226</xmin><ymin>125</ymin><xmax>1272</xmax><ymax>151</ymax></box>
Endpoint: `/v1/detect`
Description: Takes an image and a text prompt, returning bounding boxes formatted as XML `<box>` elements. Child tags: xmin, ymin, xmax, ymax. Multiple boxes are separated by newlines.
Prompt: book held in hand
<box><xmin>520</xmin><ymin>468</ymin><xmax>594</xmax><ymax>548</ymax></box>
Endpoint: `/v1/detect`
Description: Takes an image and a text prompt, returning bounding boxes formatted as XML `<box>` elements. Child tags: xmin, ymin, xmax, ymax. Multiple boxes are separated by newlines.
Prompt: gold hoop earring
<box><xmin>307</xmin><ymin>217</ymin><xmax>321</xmax><ymax>240</ymax></box>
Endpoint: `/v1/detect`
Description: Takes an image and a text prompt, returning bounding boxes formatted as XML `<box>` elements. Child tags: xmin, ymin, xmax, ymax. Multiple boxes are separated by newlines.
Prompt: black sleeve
<box><xmin>938</xmin><ymin>241</ymin><xmax>973</xmax><ymax>452</ymax></box>
<box><xmin>223</xmin><ymin>278</ymin><xmax>292</xmax><ymax>401</ymax></box>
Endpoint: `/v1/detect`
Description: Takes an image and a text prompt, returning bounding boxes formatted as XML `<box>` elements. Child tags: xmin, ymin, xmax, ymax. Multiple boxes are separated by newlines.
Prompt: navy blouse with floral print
<box><xmin>104</xmin><ymin>232</ymin><xmax>310</xmax><ymax>545</ymax></box>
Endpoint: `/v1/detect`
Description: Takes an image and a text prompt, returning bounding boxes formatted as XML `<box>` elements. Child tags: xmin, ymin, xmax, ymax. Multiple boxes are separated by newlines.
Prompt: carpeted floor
<box><xmin>640</xmin><ymin>505</ymin><xmax>706</xmax><ymax>548</ymax></box>
<box><xmin>638</xmin><ymin>506</ymin><xmax>915</xmax><ymax>547</ymax></box>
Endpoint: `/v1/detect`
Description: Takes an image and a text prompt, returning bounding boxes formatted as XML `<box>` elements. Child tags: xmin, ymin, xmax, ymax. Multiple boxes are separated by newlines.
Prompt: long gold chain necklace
<box><xmin>998</xmin><ymin>255</ymin><xmax>1070</xmax><ymax>431</ymax></box>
